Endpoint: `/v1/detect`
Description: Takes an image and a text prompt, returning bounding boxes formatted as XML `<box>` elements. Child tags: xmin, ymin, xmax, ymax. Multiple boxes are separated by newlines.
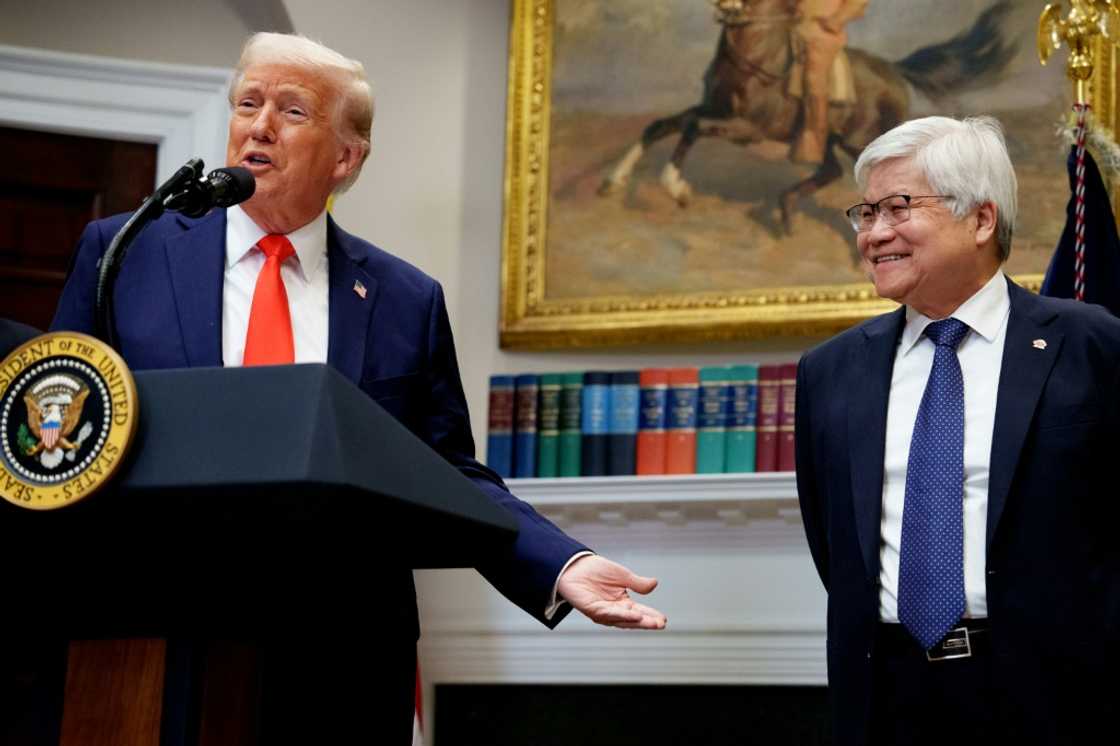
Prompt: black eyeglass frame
<box><xmin>844</xmin><ymin>194</ymin><xmax>954</xmax><ymax>233</ymax></box>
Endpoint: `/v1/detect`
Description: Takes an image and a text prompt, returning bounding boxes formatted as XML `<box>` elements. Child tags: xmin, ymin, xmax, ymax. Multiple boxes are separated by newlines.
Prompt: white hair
<box><xmin>229</xmin><ymin>32</ymin><xmax>374</xmax><ymax>192</ymax></box>
<box><xmin>853</xmin><ymin>115</ymin><xmax>1018</xmax><ymax>261</ymax></box>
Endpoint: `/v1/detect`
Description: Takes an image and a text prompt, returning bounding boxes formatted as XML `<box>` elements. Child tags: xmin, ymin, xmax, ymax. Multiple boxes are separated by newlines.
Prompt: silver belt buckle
<box><xmin>926</xmin><ymin>626</ymin><xmax>971</xmax><ymax>661</ymax></box>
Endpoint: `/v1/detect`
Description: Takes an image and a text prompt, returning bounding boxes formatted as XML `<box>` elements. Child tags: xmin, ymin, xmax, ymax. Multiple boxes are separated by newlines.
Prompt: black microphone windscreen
<box><xmin>207</xmin><ymin>167</ymin><xmax>256</xmax><ymax>207</ymax></box>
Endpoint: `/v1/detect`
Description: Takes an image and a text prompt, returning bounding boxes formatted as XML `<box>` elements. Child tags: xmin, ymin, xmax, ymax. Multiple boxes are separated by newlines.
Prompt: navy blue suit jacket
<box><xmin>51</xmin><ymin>208</ymin><xmax>588</xmax><ymax>638</ymax></box>
<box><xmin>796</xmin><ymin>277</ymin><xmax>1120</xmax><ymax>745</ymax></box>
<box><xmin>0</xmin><ymin>319</ymin><xmax>40</xmax><ymax>358</ymax></box>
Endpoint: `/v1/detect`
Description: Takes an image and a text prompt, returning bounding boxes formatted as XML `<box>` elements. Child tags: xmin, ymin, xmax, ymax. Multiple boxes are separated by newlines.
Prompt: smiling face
<box><xmin>226</xmin><ymin>63</ymin><xmax>362</xmax><ymax>234</ymax></box>
<box><xmin>857</xmin><ymin>157</ymin><xmax>1000</xmax><ymax>319</ymax></box>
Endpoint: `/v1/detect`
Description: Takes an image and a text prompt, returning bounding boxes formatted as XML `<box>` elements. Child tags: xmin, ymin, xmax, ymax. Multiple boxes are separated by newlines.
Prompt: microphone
<box><xmin>163</xmin><ymin>167</ymin><xmax>256</xmax><ymax>217</ymax></box>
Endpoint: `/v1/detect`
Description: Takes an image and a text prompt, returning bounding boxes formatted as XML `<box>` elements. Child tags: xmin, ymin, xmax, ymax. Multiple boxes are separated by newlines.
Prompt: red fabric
<box><xmin>243</xmin><ymin>234</ymin><xmax>296</xmax><ymax>365</ymax></box>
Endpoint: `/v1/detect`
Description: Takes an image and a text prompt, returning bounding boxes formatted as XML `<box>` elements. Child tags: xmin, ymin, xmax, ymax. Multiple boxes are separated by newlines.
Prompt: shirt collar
<box><xmin>899</xmin><ymin>270</ymin><xmax>1010</xmax><ymax>355</ymax></box>
<box><xmin>225</xmin><ymin>204</ymin><xmax>329</xmax><ymax>283</ymax></box>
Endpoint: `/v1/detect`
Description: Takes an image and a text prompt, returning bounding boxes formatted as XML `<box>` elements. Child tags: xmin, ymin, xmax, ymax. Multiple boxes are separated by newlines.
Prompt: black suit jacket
<box><xmin>795</xmin><ymin>277</ymin><xmax>1120</xmax><ymax>745</ymax></box>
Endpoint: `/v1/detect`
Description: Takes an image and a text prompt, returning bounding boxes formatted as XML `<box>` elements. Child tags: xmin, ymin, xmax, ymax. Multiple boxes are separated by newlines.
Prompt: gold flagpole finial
<box><xmin>1039</xmin><ymin>1</ymin><xmax>1120</xmax><ymax>104</ymax></box>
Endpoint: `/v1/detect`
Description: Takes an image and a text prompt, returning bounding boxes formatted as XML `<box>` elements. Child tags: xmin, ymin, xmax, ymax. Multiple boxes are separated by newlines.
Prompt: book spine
<box><xmin>485</xmin><ymin>374</ymin><xmax>515</xmax><ymax>479</ymax></box>
<box><xmin>696</xmin><ymin>366</ymin><xmax>730</xmax><ymax>474</ymax></box>
<box><xmin>607</xmin><ymin>370</ymin><xmax>640</xmax><ymax>475</ymax></box>
<box><xmin>665</xmin><ymin>368</ymin><xmax>699</xmax><ymax>474</ymax></box>
<box><xmin>558</xmin><ymin>372</ymin><xmax>583</xmax><ymax>477</ymax></box>
<box><xmin>724</xmin><ymin>364</ymin><xmax>758</xmax><ymax>473</ymax></box>
<box><xmin>755</xmin><ymin>365</ymin><xmax>781</xmax><ymax>472</ymax></box>
<box><xmin>513</xmin><ymin>374</ymin><xmax>539</xmax><ymax>478</ymax></box>
<box><xmin>636</xmin><ymin>368</ymin><xmax>669</xmax><ymax>475</ymax></box>
<box><xmin>580</xmin><ymin>371</ymin><xmax>611</xmax><ymax>476</ymax></box>
<box><xmin>777</xmin><ymin>362</ymin><xmax>798</xmax><ymax>472</ymax></box>
<box><xmin>536</xmin><ymin>373</ymin><xmax>563</xmax><ymax>478</ymax></box>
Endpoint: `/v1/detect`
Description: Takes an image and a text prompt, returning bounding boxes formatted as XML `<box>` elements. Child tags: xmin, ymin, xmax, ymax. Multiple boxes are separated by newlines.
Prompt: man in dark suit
<box><xmin>795</xmin><ymin>115</ymin><xmax>1120</xmax><ymax>745</ymax></box>
<box><xmin>0</xmin><ymin>319</ymin><xmax>39</xmax><ymax>359</ymax></box>
<box><xmin>52</xmin><ymin>32</ymin><xmax>665</xmax><ymax>744</ymax></box>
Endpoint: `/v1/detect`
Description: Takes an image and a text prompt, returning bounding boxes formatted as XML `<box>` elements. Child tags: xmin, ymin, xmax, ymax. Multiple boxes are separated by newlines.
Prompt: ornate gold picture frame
<box><xmin>500</xmin><ymin>0</ymin><xmax>1110</xmax><ymax>349</ymax></box>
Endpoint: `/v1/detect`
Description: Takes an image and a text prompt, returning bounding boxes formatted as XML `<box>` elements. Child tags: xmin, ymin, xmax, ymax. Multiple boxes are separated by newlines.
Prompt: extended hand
<box><xmin>557</xmin><ymin>555</ymin><xmax>667</xmax><ymax>630</ymax></box>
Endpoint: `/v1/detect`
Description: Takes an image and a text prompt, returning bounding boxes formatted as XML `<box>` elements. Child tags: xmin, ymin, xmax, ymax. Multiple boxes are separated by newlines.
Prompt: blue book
<box><xmin>725</xmin><ymin>364</ymin><xmax>759</xmax><ymax>473</ymax></box>
<box><xmin>580</xmin><ymin>371</ymin><xmax>611</xmax><ymax>476</ymax></box>
<box><xmin>486</xmin><ymin>374</ymin><xmax>515</xmax><ymax>478</ymax></box>
<box><xmin>607</xmin><ymin>370</ymin><xmax>640</xmax><ymax>475</ymax></box>
<box><xmin>513</xmin><ymin>373</ymin><xmax>539</xmax><ymax>478</ymax></box>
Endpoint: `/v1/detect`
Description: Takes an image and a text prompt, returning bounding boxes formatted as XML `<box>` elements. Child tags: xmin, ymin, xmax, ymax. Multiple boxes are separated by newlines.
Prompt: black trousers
<box><xmin>870</xmin><ymin>623</ymin><xmax>995</xmax><ymax>746</ymax></box>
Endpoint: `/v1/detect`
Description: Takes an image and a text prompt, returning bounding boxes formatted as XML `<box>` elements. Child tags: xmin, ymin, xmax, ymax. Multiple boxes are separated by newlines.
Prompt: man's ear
<box><xmin>974</xmin><ymin>201</ymin><xmax>997</xmax><ymax>247</ymax></box>
<box><xmin>334</xmin><ymin>140</ymin><xmax>367</xmax><ymax>183</ymax></box>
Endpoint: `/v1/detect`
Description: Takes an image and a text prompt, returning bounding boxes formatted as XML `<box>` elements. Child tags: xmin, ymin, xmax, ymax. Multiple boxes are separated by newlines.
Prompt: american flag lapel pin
<box><xmin>353</xmin><ymin>280</ymin><xmax>367</xmax><ymax>299</ymax></box>
<box><xmin>1032</xmin><ymin>338</ymin><xmax>1047</xmax><ymax>350</ymax></box>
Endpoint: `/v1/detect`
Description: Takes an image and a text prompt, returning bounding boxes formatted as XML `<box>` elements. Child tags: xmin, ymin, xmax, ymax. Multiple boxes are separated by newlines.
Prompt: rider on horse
<box><xmin>790</xmin><ymin>0</ymin><xmax>869</xmax><ymax>163</ymax></box>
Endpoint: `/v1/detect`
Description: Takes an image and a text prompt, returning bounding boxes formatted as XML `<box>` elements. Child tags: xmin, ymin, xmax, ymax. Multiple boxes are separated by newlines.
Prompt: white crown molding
<box><xmin>0</xmin><ymin>43</ymin><xmax>231</xmax><ymax>185</ymax></box>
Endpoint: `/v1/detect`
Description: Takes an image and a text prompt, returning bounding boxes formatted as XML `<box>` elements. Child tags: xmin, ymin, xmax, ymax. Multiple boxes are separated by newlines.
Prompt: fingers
<box><xmin>626</xmin><ymin>573</ymin><xmax>658</xmax><ymax>595</ymax></box>
<box><xmin>587</xmin><ymin>600</ymin><xmax>668</xmax><ymax>630</ymax></box>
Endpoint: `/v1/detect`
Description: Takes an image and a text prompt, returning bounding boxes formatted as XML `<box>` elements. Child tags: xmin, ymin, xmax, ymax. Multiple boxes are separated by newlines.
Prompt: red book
<box><xmin>636</xmin><ymin>368</ymin><xmax>669</xmax><ymax>475</ymax></box>
<box><xmin>665</xmin><ymin>367</ymin><xmax>699</xmax><ymax>474</ymax></box>
<box><xmin>755</xmin><ymin>364</ymin><xmax>781</xmax><ymax>472</ymax></box>
<box><xmin>777</xmin><ymin>363</ymin><xmax>797</xmax><ymax>472</ymax></box>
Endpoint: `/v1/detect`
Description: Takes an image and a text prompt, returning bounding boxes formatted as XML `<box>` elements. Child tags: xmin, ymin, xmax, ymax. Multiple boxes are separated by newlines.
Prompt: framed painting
<box><xmin>500</xmin><ymin>0</ymin><xmax>1113</xmax><ymax>349</ymax></box>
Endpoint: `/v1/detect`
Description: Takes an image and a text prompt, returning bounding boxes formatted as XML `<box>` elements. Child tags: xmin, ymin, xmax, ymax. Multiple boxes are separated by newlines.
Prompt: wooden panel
<box><xmin>59</xmin><ymin>639</ymin><xmax>167</xmax><ymax>746</ymax></box>
<box><xmin>197</xmin><ymin>640</ymin><xmax>261</xmax><ymax>746</ymax></box>
<box><xmin>0</xmin><ymin>126</ymin><xmax>156</xmax><ymax>331</ymax></box>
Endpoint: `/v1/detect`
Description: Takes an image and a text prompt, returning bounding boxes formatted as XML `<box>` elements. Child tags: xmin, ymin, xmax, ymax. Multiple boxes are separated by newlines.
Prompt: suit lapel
<box><xmin>326</xmin><ymin>217</ymin><xmax>378</xmax><ymax>385</ymax></box>
<box><xmin>848</xmin><ymin>307</ymin><xmax>905</xmax><ymax>581</ymax></box>
<box><xmin>164</xmin><ymin>210</ymin><xmax>225</xmax><ymax>366</ymax></box>
<box><xmin>987</xmin><ymin>279</ymin><xmax>1061</xmax><ymax>552</ymax></box>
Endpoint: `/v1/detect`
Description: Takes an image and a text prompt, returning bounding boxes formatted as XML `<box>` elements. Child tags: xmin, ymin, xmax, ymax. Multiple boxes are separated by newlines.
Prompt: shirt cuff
<box><xmin>544</xmin><ymin>551</ymin><xmax>595</xmax><ymax>620</ymax></box>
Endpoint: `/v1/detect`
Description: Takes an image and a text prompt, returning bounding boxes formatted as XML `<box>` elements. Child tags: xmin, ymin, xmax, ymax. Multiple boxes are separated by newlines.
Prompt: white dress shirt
<box><xmin>222</xmin><ymin>205</ymin><xmax>330</xmax><ymax>366</ymax></box>
<box><xmin>878</xmin><ymin>270</ymin><xmax>1010</xmax><ymax>622</ymax></box>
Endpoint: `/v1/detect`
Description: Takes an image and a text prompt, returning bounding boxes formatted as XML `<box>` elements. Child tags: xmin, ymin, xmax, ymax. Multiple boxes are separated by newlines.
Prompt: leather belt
<box><xmin>877</xmin><ymin>619</ymin><xmax>990</xmax><ymax>662</ymax></box>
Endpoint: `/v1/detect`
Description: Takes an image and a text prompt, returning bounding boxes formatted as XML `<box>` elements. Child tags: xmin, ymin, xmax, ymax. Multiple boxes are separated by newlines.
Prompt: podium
<box><xmin>0</xmin><ymin>365</ymin><xmax>518</xmax><ymax>745</ymax></box>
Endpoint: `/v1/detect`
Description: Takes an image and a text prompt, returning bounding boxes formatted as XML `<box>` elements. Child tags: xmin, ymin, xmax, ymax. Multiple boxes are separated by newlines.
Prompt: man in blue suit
<box><xmin>52</xmin><ymin>32</ymin><xmax>665</xmax><ymax>744</ymax></box>
<box><xmin>795</xmin><ymin>116</ymin><xmax>1120</xmax><ymax>745</ymax></box>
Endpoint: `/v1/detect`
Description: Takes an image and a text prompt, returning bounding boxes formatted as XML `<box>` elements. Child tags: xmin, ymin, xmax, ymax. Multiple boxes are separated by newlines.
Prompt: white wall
<box><xmin>0</xmin><ymin>0</ymin><xmax>251</xmax><ymax>67</ymax></box>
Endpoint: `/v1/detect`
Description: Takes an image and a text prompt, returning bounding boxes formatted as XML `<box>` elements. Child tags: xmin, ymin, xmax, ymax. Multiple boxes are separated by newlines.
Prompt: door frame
<box><xmin>0</xmin><ymin>43</ymin><xmax>230</xmax><ymax>186</ymax></box>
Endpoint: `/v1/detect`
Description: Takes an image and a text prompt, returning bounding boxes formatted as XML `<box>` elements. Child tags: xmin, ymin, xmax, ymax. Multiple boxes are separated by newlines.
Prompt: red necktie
<box><xmin>242</xmin><ymin>234</ymin><xmax>296</xmax><ymax>365</ymax></box>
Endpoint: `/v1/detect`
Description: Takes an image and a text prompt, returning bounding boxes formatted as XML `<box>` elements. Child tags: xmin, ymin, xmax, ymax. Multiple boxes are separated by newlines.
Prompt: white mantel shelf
<box><xmin>506</xmin><ymin>472</ymin><xmax>802</xmax><ymax>529</ymax></box>
<box><xmin>507</xmin><ymin>471</ymin><xmax>798</xmax><ymax>504</ymax></box>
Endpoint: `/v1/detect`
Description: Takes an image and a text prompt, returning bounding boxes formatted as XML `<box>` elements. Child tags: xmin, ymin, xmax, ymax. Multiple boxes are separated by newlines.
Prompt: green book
<box><xmin>557</xmin><ymin>372</ymin><xmax>583</xmax><ymax>477</ymax></box>
<box><xmin>725</xmin><ymin>364</ymin><xmax>759</xmax><ymax>473</ymax></box>
<box><xmin>536</xmin><ymin>373</ymin><xmax>563</xmax><ymax>477</ymax></box>
<box><xmin>696</xmin><ymin>366</ymin><xmax>731</xmax><ymax>473</ymax></box>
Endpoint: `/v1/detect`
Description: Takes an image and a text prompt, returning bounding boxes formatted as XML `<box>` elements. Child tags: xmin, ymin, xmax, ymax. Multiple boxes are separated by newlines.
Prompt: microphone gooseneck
<box><xmin>94</xmin><ymin>160</ymin><xmax>257</xmax><ymax>348</ymax></box>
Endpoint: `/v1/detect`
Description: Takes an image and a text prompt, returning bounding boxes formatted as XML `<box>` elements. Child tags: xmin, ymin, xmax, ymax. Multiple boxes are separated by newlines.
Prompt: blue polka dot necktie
<box><xmin>898</xmin><ymin>317</ymin><xmax>970</xmax><ymax>650</ymax></box>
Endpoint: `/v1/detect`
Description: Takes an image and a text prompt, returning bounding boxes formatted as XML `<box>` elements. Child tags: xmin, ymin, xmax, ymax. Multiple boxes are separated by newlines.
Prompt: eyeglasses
<box><xmin>845</xmin><ymin>194</ymin><xmax>954</xmax><ymax>233</ymax></box>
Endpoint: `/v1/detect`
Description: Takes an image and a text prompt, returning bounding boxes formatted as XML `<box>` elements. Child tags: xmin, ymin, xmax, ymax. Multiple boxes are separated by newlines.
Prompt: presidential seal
<box><xmin>0</xmin><ymin>332</ymin><xmax>138</xmax><ymax>510</ymax></box>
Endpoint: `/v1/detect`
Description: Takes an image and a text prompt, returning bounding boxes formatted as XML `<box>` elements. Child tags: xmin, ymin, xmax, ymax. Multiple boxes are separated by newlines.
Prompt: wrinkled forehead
<box><xmin>861</xmin><ymin>157</ymin><xmax>931</xmax><ymax>202</ymax></box>
<box><xmin>234</xmin><ymin>63</ymin><xmax>337</xmax><ymax>105</ymax></box>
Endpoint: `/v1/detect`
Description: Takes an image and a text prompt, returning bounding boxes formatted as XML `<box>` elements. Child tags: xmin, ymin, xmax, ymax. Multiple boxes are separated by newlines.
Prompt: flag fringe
<box><xmin>1056</xmin><ymin>111</ymin><xmax>1120</xmax><ymax>183</ymax></box>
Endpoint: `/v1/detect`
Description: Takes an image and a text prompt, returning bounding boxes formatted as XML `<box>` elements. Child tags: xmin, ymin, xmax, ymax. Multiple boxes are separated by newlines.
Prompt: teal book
<box><xmin>536</xmin><ymin>373</ymin><xmax>563</xmax><ymax>478</ymax></box>
<box><xmin>725</xmin><ymin>364</ymin><xmax>759</xmax><ymax>473</ymax></box>
<box><xmin>558</xmin><ymin>372</ymin><xmax>583</xmax><ymax>477</ymax></box>
<box><xmin>696</xmin><ymin>366</ymin><xmax>731</xmax><ymax>473</ymax></box>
